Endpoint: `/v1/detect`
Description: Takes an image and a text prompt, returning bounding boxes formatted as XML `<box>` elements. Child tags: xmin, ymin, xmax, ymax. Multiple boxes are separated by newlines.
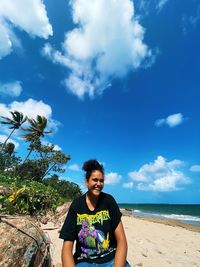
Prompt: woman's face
<box><xmin>86</xmin><ymin>170</ymin><xmax>104</xmax><ymax>197</ymax></box>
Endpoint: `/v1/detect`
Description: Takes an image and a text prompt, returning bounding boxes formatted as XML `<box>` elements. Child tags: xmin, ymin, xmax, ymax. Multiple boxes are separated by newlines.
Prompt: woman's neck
<box><xmin>86</xmin><ymin>192</ymin><xmax>99</xmax><ymax>211</ymax></box>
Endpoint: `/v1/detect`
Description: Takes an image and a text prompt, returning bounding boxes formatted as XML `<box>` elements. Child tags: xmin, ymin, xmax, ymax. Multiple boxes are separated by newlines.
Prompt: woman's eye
<box><xmin>92</xmin><ymin>178</ymin><xmax>104</xmax><ymax>183</ymax></box>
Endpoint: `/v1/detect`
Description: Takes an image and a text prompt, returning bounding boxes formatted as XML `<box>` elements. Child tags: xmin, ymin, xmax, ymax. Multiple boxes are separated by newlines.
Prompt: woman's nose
<box><xmin>97</xmin><ymin>180</ymin><xmax>101</xmax><ymax>185</ymax></box>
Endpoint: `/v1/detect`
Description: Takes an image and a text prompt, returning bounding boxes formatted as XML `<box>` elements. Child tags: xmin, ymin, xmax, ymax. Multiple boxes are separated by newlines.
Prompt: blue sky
<box><xmin>0</xmin><ymin>0</ymin><xmax>200</xmax><ymax>204</ymax></box>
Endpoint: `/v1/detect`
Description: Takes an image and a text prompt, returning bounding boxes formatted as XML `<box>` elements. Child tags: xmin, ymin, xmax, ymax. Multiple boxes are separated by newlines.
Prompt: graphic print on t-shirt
<box><xmin>77</xmin><ymin>210</ymin><xmax>114</xmax><ymax>259</ymax></box>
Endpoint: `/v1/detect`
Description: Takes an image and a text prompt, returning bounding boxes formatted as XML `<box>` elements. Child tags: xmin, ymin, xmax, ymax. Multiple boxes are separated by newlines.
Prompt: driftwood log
<box><xmin>0</xmin><ymin>215</ymin><xmax>53</xmax><ymax>267</ymax></box>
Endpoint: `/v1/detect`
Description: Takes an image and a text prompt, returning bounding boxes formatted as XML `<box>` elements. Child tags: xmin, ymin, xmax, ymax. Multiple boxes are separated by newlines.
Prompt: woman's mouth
<box><xmin>93</xmin><ymin>186</ymin><xmax>101</xmax><ymax>191</ymax></box>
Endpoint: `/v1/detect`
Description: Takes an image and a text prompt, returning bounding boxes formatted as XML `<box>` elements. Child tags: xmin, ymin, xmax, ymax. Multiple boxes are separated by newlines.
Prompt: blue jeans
<box><xmin>76</xmin><ymin>259</ymin><xmax>131</xmax><ymax>266</ymax></box>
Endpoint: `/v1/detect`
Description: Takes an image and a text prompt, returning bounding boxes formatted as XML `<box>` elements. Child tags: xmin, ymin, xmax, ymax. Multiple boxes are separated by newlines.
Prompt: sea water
<box><xmin>118</xmin><ymin>203</ymin><xmax>200</xmax><ymax>227</ymax></box>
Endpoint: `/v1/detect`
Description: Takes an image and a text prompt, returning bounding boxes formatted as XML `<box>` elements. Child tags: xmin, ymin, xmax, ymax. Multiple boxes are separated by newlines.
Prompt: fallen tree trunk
<box><xmin>0</xmin><ymin>215</ymin><xmax>53</xmax><ymax>267</ymax></box>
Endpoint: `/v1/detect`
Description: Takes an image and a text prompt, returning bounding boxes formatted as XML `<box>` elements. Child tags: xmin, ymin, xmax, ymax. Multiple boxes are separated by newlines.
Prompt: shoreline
<box><xmin>120</xmin><ymin>208</ymin><xmax>200</xmax><ymax>233</ymax></box>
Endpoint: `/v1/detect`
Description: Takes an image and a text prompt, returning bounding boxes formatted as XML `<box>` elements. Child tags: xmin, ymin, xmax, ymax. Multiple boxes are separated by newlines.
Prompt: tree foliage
<box><xmin>38</xmin><ymin>144</ymin><xmax>71</xmax><ymax>179</ymax></box>
<box><xmin>14</xmin><ymin>144</ymin><xmax>71</xmax><ymax>182</ymax></box>
<box><xmin>0</xmin><ymin>111</ymin><xmax>27</xmax><ymax>151</ymax></box>
<box><xmin>0</xmin><ymin>143</ymin><xmax>21</xmax><ymax>174</ymax></box>
<box><xmin>22</xmin><ymin>115</ymin><xmax>51</xmax><ymax>163</ymax></box>
<box><xmin>44</xmin><ymin>175</ymin><xmax>82</xmax><ymax>201</ymax></box>
<box><xmin>15</xmin><ymin>159</ymin><xmax>48</xmax><ymax>181</ymax></box>
<box><xmin>3</xmin><ymin>142</ymin><xmax>15</xmax><ymax>155</ymax></box>
<box><xmin>0</xmin><ymin>110</ymin><xmax>82</xmax><ymax>216</ymax></box>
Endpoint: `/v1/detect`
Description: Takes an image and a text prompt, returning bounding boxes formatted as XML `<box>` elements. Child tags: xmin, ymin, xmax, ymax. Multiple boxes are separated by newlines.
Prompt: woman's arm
<box><xmin>114</xmin><ymin>220</ymin><xmax>128</xmax><ymax>267</ymax></box>
<box><xmin>61</xmin><ymin>240</ymin><xmax>75</xmax><ymax>267</ymax></box>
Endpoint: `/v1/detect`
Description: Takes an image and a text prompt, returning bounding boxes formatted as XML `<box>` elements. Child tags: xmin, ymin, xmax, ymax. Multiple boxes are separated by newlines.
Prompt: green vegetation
<box><xmin>44</xmin><ymin>175</ymin><xmax>82</xmax><ymax>202</ymax></box>
<box><xmin>0</xmin><ymin>111</ymin><xmax>82</xmax><ymax>216</ymax></box>
<box><xmin>0</xmin><ymin>174</ymin><xmax>60</xmax><ymax>215</ymax></box>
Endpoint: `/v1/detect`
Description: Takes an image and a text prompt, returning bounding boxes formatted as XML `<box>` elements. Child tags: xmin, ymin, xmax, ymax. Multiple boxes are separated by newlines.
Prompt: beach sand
<box><xmin>41</xmin><ymin>213</ymin><xmax>200</xmax><ymax>267</ymax></box>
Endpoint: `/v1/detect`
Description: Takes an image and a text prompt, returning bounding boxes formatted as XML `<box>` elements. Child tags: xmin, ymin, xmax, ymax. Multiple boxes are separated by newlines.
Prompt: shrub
<box><xmin>0</xmin><ymin>174</ymin><xmax>61</xmax><ymax>215</ymax></box>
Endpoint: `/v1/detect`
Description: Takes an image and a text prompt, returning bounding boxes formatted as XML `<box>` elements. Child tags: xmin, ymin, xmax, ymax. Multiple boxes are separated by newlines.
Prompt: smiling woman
<box><xmin>84</xmin><ymin>161</ymin><xmax>105</xmax><ymax>201</ymax></box>
<box><xmin>60</xmin><ymin>159</ymin><xmax>131</xmax><ymax>267</ymax></box>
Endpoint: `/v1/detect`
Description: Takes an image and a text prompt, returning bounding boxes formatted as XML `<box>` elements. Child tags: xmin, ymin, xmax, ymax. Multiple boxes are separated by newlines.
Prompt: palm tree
<box><xmin>41</xmin><ymin>150</ymin><xmax>71</xmax><ymax>180</ymax></box>
<box><xmin>4</xmin><ymin>142</ymin><xmax>15</xmax><ymax>156</ymax></box>
<box><xmin>0</xmin><ymin>111</ymin><xmax>27</xmax><ymax>152</ymax></box>
<box><xmin>22</xmin><ymin>115</ymin><xmax>51</xmax><ymax>163</ymax></box>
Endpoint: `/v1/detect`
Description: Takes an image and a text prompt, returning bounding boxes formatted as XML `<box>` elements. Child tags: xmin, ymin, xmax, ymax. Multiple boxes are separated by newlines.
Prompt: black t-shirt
<box><xmin>59</xmin><ymin>192</ymin><xmax>122</xmax><ymax>264</ymax></box>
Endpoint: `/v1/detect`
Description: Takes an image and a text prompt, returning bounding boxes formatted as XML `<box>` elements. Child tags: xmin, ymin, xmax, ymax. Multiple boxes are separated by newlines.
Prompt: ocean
<box><xmin>118</xmin><ymin>203</ymin><xmax>200</xmax><ymax>227</ymax></box>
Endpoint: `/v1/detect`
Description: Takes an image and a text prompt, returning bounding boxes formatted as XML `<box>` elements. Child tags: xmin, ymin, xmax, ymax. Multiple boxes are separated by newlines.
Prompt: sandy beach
<box><xmin>41</xmin><ymin>213</ymin><xmax>200</xmax><ymax>267</ymax></box>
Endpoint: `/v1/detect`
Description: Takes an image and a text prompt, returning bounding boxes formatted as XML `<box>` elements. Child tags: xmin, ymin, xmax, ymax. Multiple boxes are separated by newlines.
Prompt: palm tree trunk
<box><xmin>41</xmin><ymin>163</ymin><xmax>56</xmax><ymax>180</ymax></box>
<box><xmin>0</xmin><ymin>128</ymin><xmax>16</xmax><ymax>152</ymax></box>
<box><xmin>23</xmin><ymin>147</ymin><xmax>34</xmax><ymax>163</ymax></box>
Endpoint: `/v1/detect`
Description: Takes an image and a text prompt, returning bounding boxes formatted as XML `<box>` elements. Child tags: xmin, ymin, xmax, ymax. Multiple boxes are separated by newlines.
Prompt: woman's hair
<box><xmin>82</xmin><ymin>159</ymin><xmax>104</xmax><ymax>180</ymax></box>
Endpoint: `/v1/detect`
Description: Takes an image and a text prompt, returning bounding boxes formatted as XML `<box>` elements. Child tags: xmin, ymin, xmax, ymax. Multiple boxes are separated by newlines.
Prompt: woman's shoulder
<box><xmin>70</xmin><ymin>194</ymin><xmax>85</xmax><ymax>209</ymax></box>
<box><xmin>101</xmin><ymin>192</ymin><xmax>117</xmax><ymax>203</ymax></box>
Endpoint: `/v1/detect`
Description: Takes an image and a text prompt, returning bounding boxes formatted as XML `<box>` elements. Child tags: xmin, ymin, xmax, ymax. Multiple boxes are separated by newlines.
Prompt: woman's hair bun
<box><xmin>82</xmin><ymin>159</ymin><xmax>104</xmax><ymax>179</ymax></box>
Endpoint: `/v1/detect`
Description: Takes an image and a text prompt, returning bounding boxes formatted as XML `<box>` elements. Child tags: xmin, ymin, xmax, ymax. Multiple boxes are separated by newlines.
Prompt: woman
<box><xmin>60</xmin><ymin>159</ymin><xmax>131</xmax><ymax>267</ymax></box>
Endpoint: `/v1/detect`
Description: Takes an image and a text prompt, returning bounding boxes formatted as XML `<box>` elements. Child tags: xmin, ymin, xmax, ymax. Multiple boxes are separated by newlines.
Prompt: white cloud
<box><xmin>105</xmin><ymin>172</ymin><xmax>122</xmax><ymax>185</ymax></box>
<box><xmin>155</xmin><ymin>113</ymin><xmax>185</xmax><ymax>128</ymax></box>
<box><xmin>0</xmin><ymin>103</ymin><xmax>11</xmax><ymax>118</ymax></box>
<box><xmin>189</xmin><ymin>6</ymin><xmax>200</xmax><ymax>27</ymax></box>
<box><xmin>0</xmin><ymin>0</ymin><xmax>52</xmax><ymax>59</ymax></box>
<box><xmin>53</xmin><ymin>144</ymin><xmax>62</xmax><ymax>151</ymax></box>
<box><xmin>0</xmin><ymin>81</ymin><xmax>22</xmax><ymax>97</ymax></box>
<box><xmin>128</xmin><ymin>170</ymin><xmax>148</xmax><ymax>182</ymax></box>
<box><xmin>43</xmin><ymin>0</ymin><xmax>152</xmax><ymax>99</ymax></box>
<box><xmin>190</xmin><ymin>165</ymin><xmax>200</xmax><ymax>172</ymax></box>
<box><xmin>68</xmin><ymin>164</ymin><xmax>81</xmax><ymax>171</ymax></box>
<box><xmin>129</xmin><ymin>156</ymin><xmax>191</xmax><ymax>192</ymax></box>
<box><xmin>0</xmin><ymin>134</ymin><xmax>19</xmax><ymax>149</ymax></box>
<box><xmin>182</xmin><ymin>5</ymin><xmax>200</xmax><ymax>35</ymax></box>
<box><xmin>166</xmin><ymin>113</ymin><xmax>184</xmax><ymax>127</ymax></box>
<box><xmin>156</xmin><ymin>0</ymin><xmax>169</xmax><ymax>11</ymax></box>
<box><xmin>0</xmin><ymin>20</ymin><xmax>12</xmax><ymax>59</ymax></box>
<box><xmin>136</xmin><ymin>0</ymin><xmax>150</xmax><ymax>17</ymax></box>
<box><xmin>0</xmin><ymin>98</ymin><xmax>59</xmax><ymax>133</ymax></box>
<box><xmin>122</xmin><ymin>182</ymin><xmax>134</xmax><ymax>189</ymax></box>
<box><xmin>9</xmin><ymin>98</ymin><xmax>52</xmax><ymax>119</ymax></box>
<box><xmin>155</xmin><ymin>118</ymin><xmax>165</xmax><ymax>127</ymax></box>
